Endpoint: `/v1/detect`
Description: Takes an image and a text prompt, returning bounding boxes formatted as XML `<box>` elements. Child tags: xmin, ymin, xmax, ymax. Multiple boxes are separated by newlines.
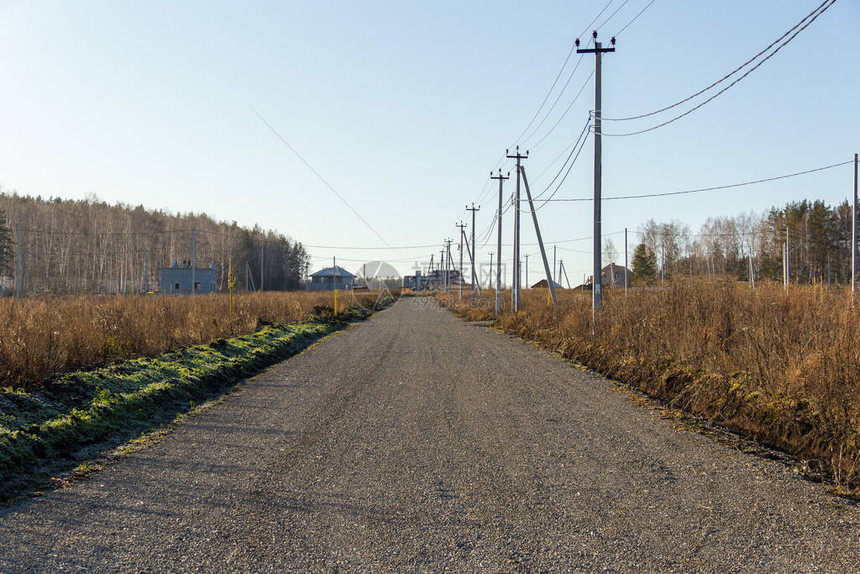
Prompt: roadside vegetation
<box><xmin>0</xmin><ymin>290</ymin><xmax>381</xmax><ymax>391</ymax></box>
<box><xmin>440</xmin><ymin>279</ymin><xmax>860</xmax><ymax>492</ymax></box>
<box><xmin>0</xmin><ymin>290</ymin><xmax>391</xmax><ymax>501</ymax></box>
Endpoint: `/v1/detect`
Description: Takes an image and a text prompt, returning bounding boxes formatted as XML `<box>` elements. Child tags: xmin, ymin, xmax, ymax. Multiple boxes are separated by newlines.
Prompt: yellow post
<box><xmin>334</xmin><ymin>289</ymin><xmax>338</xmax><ymax>316</ymax></box>
<box><xmin>547</xmin><ymin>289</ymin><xmax>551</xmax><ymax>306</ymax></box>
<box><xmin>228</xmin><ymin>258</ymin><xmax>235</xmax><ymax>331</ymax></box>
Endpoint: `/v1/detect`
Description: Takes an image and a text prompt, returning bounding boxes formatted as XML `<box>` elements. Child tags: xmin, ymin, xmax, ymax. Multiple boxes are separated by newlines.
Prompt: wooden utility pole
<box><xmin>506</xmin><ymin>147</ymin><xmax>528</xmax><ymax>312</ymax></box>
<box><xmin>577</xmin><ymin>31</ymin><xmax>615</xmax><ymax>316</ymax></box>
<box><xmin>491</xmin><ymin>170</ymin><xmax>509</xmax><ymax>313</ymax></box>
<box><xmin>624</xmin><ymin>228</ymin><xmax>629</xmax><ymax>295</ymax></box>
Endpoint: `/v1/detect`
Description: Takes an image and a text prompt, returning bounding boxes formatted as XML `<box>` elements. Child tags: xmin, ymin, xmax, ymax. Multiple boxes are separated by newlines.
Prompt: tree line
<box><xmin>0</xmin><ymin>192</ymin><xmax>309</xmax><ymax>294</ymax></box>
<box><xmin>631</xmin><ymin>199</ymin><xmax>855</xmax><ymax>285</ymax></box>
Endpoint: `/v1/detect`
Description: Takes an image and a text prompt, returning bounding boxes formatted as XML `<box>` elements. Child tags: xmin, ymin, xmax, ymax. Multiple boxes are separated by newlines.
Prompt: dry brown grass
<box><xmin>440</xmin><ymin>279</ymin><xmax>860</xmax><ymax>489</ymax></box>
<box><xmin>0</xmin><ymin>290</ymin><xmax>379</xmax><ymax>390</ymax></box>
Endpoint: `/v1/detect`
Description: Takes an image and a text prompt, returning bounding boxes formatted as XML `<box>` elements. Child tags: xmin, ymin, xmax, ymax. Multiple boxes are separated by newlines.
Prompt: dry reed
<box><xmin>441</xmin><ymin>278</ymin><xmax>860</xmax><ymax>489</ymax></box>
<box><xmin>0</xmin><ymin>290</ymin><xmax>379</xmax><ymax>390</ymax></box>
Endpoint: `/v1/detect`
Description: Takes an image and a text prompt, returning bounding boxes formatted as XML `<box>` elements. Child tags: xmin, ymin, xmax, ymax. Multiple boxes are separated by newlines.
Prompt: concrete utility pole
<box><xmin>560</xmin><ymin>260</ymin><xmax>572</xmax><ymax>289</ymax></box>
<box><xmin>466</xmin><ymin>203</ymin><xmax>480</xmax><ymax>301</ymax></box>
<box><xmin>521</xmin><ymin>166</ymin><xmax>556</xmax><ymax>303</ymax></box>
<box><xmin>525</xmin><ymin>254</ymin><xmax>529</xmax><ymax>288</ymax></box>
<box><xmin>577</xmin><ymin>31</ymin><xmax>615</xmax><ymax>316</ymax></box>
<box><xmin>445</xmin><ymin>239</ymin><xmax>454</xmax><ymax>293</ymax></box>
<box><xmin>456</xmin><ymin>222</ymin><xmax>467</xmax><ymax>299</ymax></box>
<box><xmin>491</xmin><ymin>170</ymin><xmax>509</xmax><ymax>314</ymax></box>
<box><xmin>506</xmin><ymin>147</ymin><xmax>528</xmax><ymax>312</ymax></box>
<box><xmin>853</xmin><ymin>152</ymin><xmax>858</xmax><ymax>294</ymax></box>
<box><xmin>488</xmin><ymin>252</ymin><xmax>494</xmax><ymax>289</ymax></box>
<box><xmin>553</xmin><ymin>245</ymin><xmax>557</xmax><ymax>286</ymax></box>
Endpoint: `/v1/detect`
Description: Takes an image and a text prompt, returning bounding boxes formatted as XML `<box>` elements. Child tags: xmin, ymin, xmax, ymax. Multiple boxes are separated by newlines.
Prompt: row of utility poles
<box><xmin>440</xmin><ymin>30</ymin><xmax>859</xmax><ymax>313</ymax></box>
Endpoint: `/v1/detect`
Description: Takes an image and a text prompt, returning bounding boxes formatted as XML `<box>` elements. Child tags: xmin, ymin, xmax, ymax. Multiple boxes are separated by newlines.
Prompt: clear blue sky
<box><xmin>0</xmin><ymin>1</ymin><xmax>857</xmax><ymax>285</ymax></box>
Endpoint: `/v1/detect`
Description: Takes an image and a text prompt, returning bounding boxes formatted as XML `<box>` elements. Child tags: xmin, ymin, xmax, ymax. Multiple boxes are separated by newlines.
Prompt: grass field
<box><xmin>0</xmin><ymin>290</ymin><xmax>382</xmax><ymax>391</ymax></box>
<box><xmin>440</xmin><ymin>279</ymin><xmax>860</xmax><ymax>491</ymax></box>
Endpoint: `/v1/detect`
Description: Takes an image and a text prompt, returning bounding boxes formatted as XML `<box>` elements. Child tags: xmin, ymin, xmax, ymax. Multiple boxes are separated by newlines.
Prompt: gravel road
<box><xmin>1</xmin><ymin>296</ymin><xmax>858</xmax><ymax>572</ymax></box>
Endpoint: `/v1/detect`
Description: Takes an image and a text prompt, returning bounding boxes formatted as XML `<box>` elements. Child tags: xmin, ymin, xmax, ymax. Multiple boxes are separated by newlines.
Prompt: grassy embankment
<box><xmin>440</xmin><ymin>279</ymin><xmax>860</xmax><ymax>492</ymax></box>
<box><xmin>0</xmin><ymin>290</ymin><xmax>390</xmax><ymax>502</ymax></box>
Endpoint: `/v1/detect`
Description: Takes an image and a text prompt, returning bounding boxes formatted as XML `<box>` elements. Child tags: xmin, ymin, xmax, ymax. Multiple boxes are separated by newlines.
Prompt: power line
<box><xmin>595</xmin><ymin>0</ymin><xmax>634</xmax><ymax>32</ymax></box>
<box><xmin>304</xmin><ymin>242</ymin><xmax>442</xmax><ymax>250</ymax></box>
<box><xmin>527</xmin><ymin>71</ymin><xmax>594</xmax><ymax>150</ymax></box>
<box><xmin>604</xmin><ymin>0</ymin><xmax>833</xmax><ymax>123</ymax></box>
<box><xmin>251</xmin><ymin>108</ymin><xmax>391</xmax><ymax>247</ymax></box>
<box><xmin>580</xmin><ymin>0</ymin><xmax>617</xmax><ymax>38</ymax></box>
<box><xmin>543</xmin><ymin>159</ymin><xmax>853</xmax><ymax>202</ymax></box>
<box><xmin>520</xmin><ymin>132</ymin><xmax>590</xmax><ymax>215</ymax></box>
<box><xmin>601</xmin><ymin>0</ymin><xmax>836</xmax><ymax>137</ymax></box>
<box><xmin>511</xmin><ymin>51</ymin><xmax>581</xmax><ymax>147</ymax></box>
<box><xmin>532</xmin><ymin>117</ymin><xmax>592</xmax><ymax>202</ymax></box>
<box><xmin>470</xmin><ymin>1</ymin><xmax>612</xmax><ymax>209</ymax></box>
<box><xmin>521</xmin><ymin>56</ymin><xmax>588</xmax><ymax>147</ymax></box>
<box><xmin>614</xmin><ymin>0</ymin><xmax>658</xmax><ymax>37</ymax></box>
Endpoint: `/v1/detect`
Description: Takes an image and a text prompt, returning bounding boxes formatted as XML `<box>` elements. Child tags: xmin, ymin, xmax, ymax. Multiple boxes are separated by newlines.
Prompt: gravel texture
<box><xmin>0</xmin><ymin>296</ymin><xmax>858</xmax><ymax>572</ymax></box>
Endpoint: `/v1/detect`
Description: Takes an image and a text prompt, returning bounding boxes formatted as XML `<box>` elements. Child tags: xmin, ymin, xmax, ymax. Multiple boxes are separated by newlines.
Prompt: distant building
<box><xmin>404</xmin><ymin>269</ymin><xmax>462</xmax><ymax>291</ymax></box>
<box><xmin>306</xmin><ymin>265</ymin><xmax>356</xmax><ymax>291</ymax></box>
<box><xmin>158</xmin><ymin>260</ymin><xmax>217</xmax><ymax>294</ymax></box>
<box><xmin>602</xmin><ymin>263</ymin><xmax>631</xmax><ymax>287</ymax></box>
<box><xmin>582</xmin><ymin>263</ymin><xmax>632</xmax><ymax>290</ymax></box>
<box><xmin>530</xmin><ymin>279</ymin><xmax>563</xmax><ymax>289</ymax></box>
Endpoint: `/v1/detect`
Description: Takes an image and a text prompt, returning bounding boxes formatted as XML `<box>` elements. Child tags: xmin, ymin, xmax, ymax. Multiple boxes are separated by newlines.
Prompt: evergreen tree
<box><xmin>632</xmin><ymin>243</ymin><xmax>656</xmax><ymax>281</ymax></box>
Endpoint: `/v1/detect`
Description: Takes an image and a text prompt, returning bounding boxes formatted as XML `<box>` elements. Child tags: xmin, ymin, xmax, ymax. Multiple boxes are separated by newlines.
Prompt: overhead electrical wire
<box><xmin>527</xmin><ymin>71</ymin><xmax>594</xmax><ymax>151</ymax></box>
<box><xmin>304</xmin><ymin>242</ymin><xmax>442</xmax><ymax>250</ymax></box>
<box><xmin>520</xmin><ymin>124</ymin><xmax>591</xmax><ymax>214</ymax></box>
<box><xmin>595</xmin><ymin>0</ymin><xmax>634</xmax><ymax>32</ymax></box>
<box><xmin>475</xmin><ymin>0</ymin><xmax>620</xmax><ymax>214</ymax></box>
<box><xmin>542</xmin><ymin>159</ymin><xmax>853</xmax><ymax>202</ymax></box>
<box><xmin>251</xmin><ymin>108</ymin><xmax>391</xmax><ymax>246</ymax></box>
<box><xmin>601</xmin><ymin>0</ymin><xmax>836</xmax><ymax>137</ymax></box>
<box><xmin>532</xmin><ymin>117</ymin><xmax>592</xmax><ymax>200</ymax></box>
<box><xmin>604</xmin><ymin>0</ymin><xmax>833</xmax><ymax>123</ymax></box>
<box><xmin>613</xmin><ymin>0</ymin><xmax>658</xmax><ymax>37</ymax></box>
<box><xmin>580</xmin><ymin>0</ymin><xmax>617</xmax><ymax>38</ymax></box>
<box><xmin>520</xmin><ymin>57</ymin><xmax>588</xmax><ymax>147</ymax></box>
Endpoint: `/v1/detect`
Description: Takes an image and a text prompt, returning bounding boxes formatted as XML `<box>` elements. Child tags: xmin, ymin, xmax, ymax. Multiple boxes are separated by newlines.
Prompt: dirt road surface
<box><xmin>1</xmin><ymin>297</ymin><xmax>858</xmax><ymax>572</ymax></box>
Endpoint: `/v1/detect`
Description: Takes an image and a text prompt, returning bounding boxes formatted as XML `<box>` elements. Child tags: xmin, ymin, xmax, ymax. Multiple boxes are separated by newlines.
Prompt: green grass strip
<box><xmin>0</xmin><ymin>306</ymin><xmax>373</xmax><ymax>502</ymax></box>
